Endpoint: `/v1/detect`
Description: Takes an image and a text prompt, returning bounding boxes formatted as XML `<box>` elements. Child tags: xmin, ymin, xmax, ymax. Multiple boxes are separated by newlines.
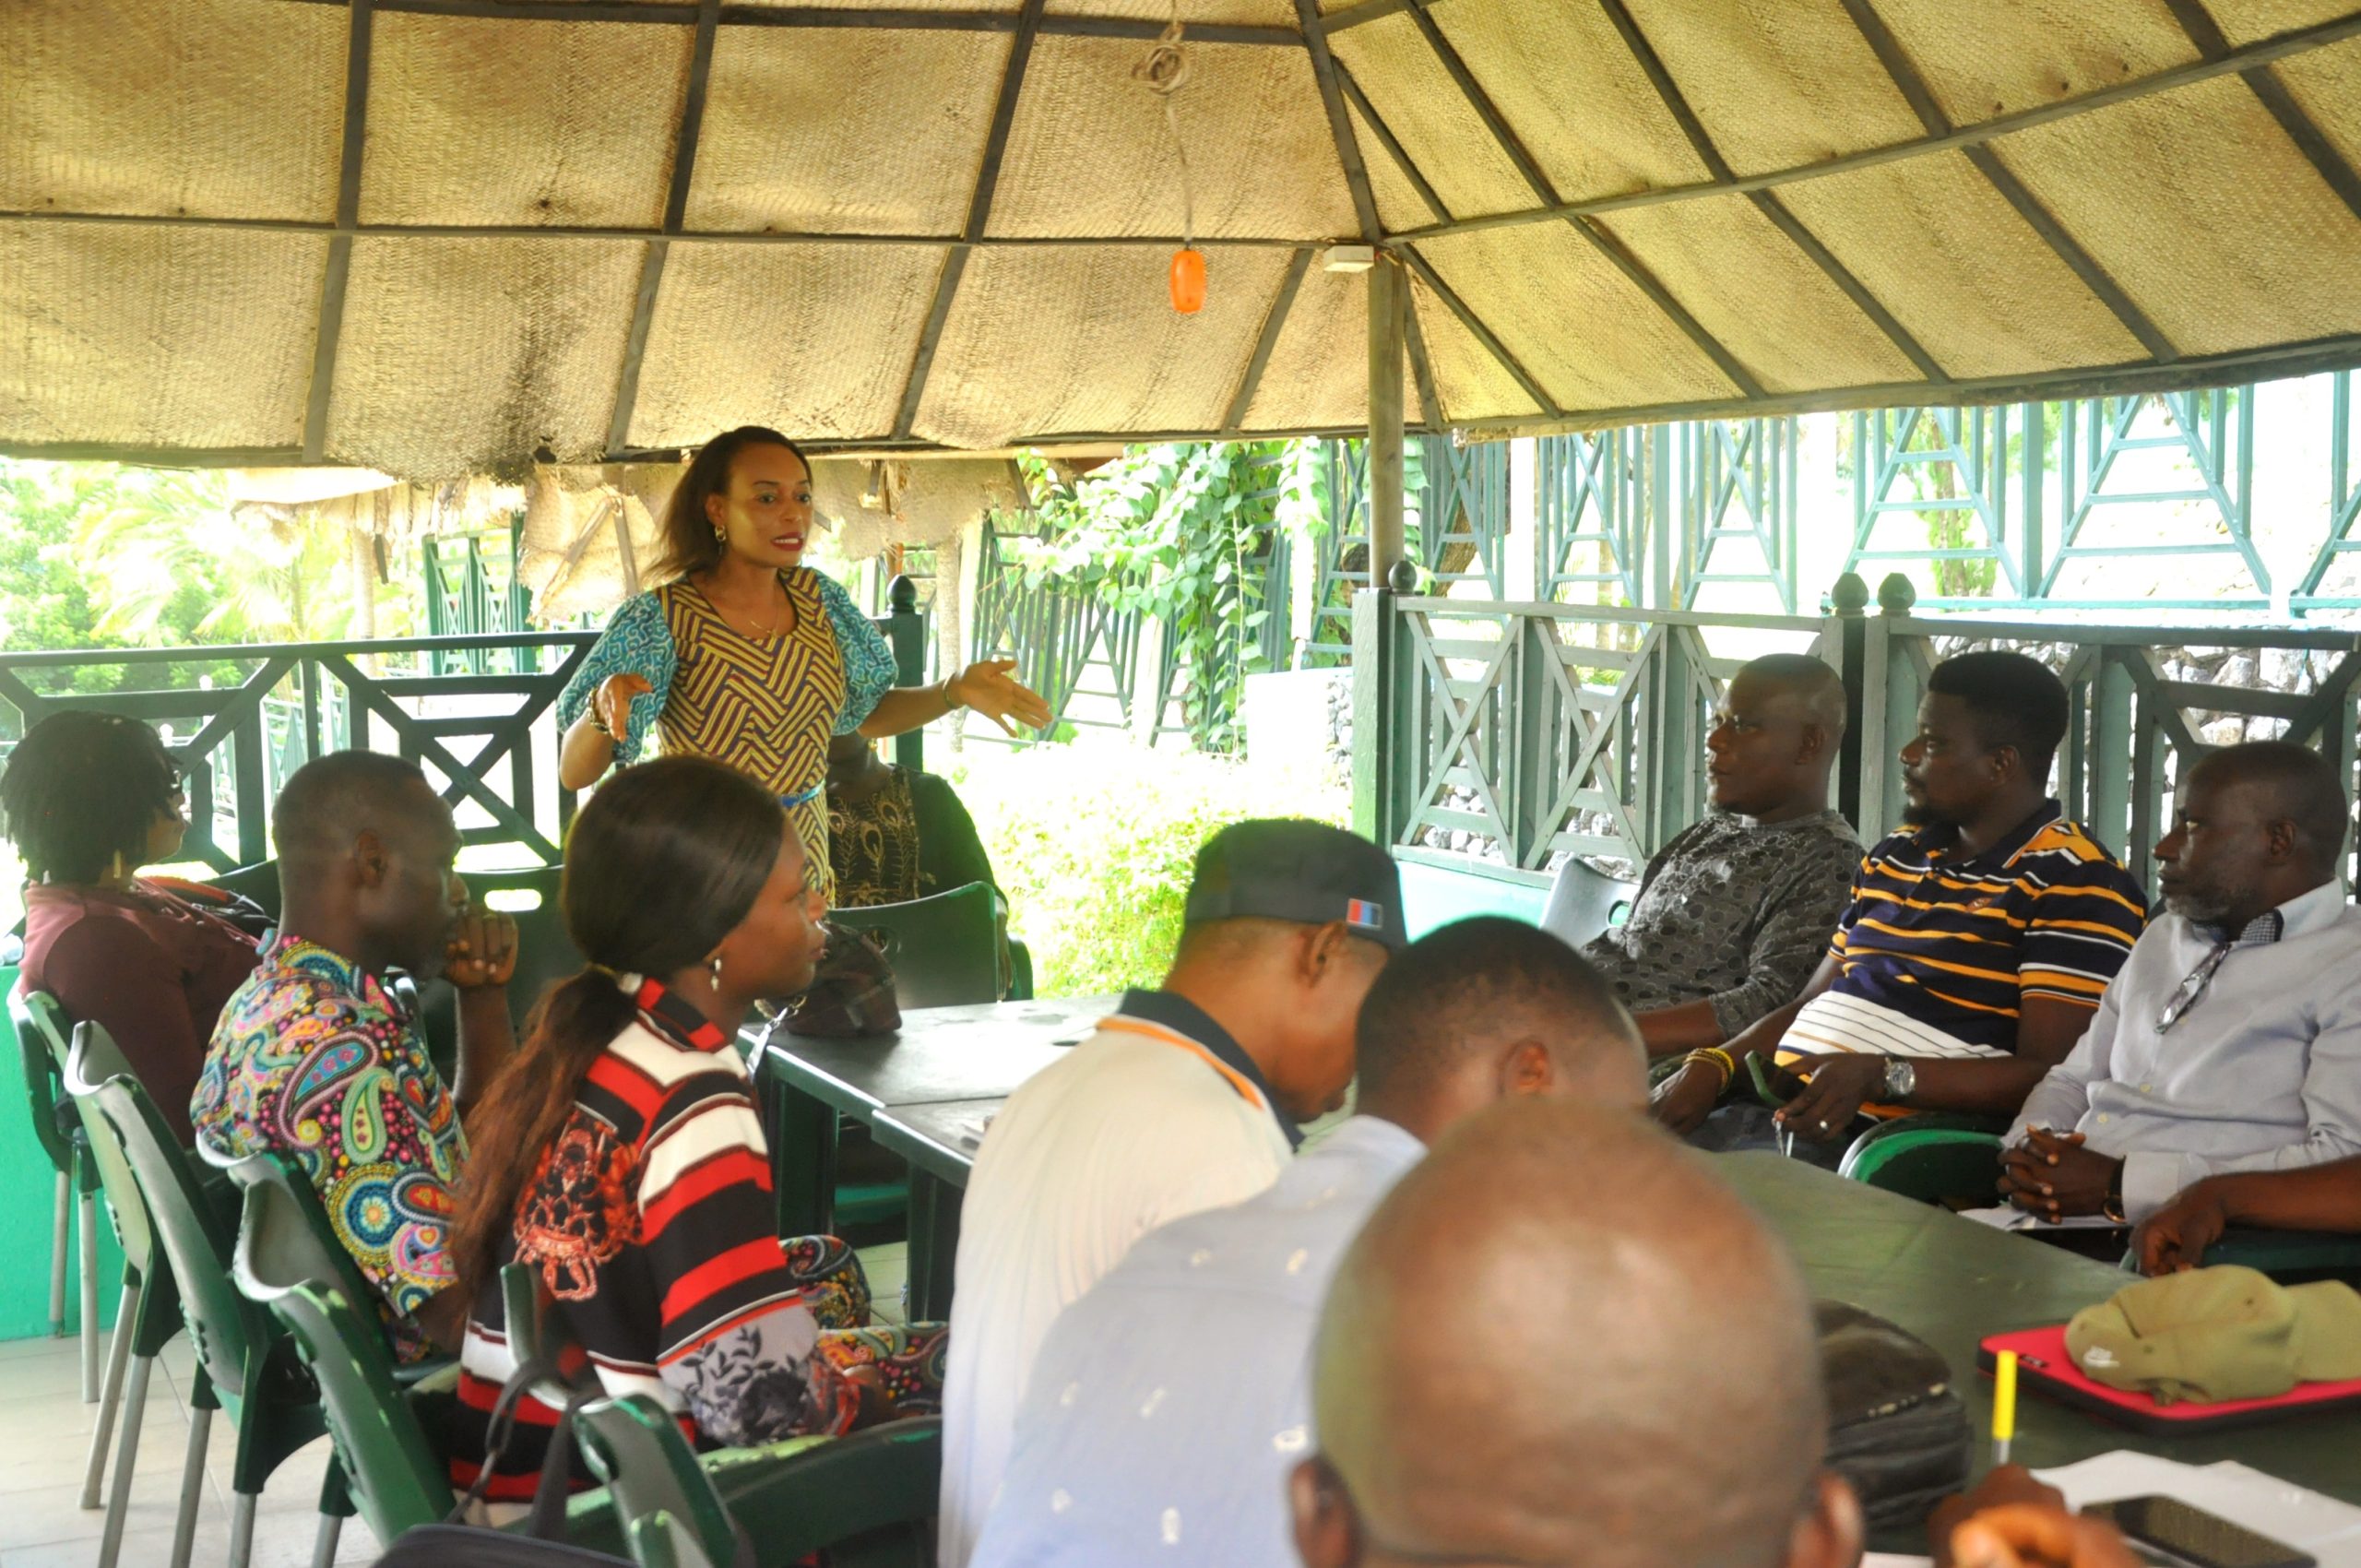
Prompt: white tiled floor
<box><xmin>0</xmin><ymin>1241</ymin><xmax>912</xmax><ymax>1567</ymax></box>
<box><xmin>0</xmin><ymin>1331</ymin><xmax>381</xmax><ymax>1568</ymax></box>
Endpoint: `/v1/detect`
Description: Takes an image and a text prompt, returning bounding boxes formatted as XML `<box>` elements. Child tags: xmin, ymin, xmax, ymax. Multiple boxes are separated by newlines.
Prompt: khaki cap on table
<box><xmin>2065</xmin><ymin>1265</ymin><xmax>2361</xmax><ymax>1405</ymax></box>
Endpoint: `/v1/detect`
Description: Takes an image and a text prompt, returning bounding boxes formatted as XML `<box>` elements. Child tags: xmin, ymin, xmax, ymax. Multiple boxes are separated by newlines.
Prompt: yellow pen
<box><xmin>1993</xmin><ymin>1349</ymin><xmax>2019</xmax><ymax>1467</ymax></box>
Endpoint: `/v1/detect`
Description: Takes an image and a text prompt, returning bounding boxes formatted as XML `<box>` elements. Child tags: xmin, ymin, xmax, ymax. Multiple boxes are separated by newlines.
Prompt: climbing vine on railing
<box><xmin>994</xmin><ymin>441</ymin><xmax>1324</xmax><ymax>752</ymax></box>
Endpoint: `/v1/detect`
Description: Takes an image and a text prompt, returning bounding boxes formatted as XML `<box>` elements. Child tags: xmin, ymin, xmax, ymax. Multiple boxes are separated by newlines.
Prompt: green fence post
<box><xmin>1350</xmin><ymin>574</ymin><xmax>1396</xmax><ymax>846</ymax></box>
<box><xmin>885</xmin><ymin>575</ymin><xmax>926</xmax><ymax>772</ymax></box>
<box><xmin>1830</xmin><ymin>573</ymin><xmax>1869</xmax><ymax>831</ymax></box>
<box><xmin>2087</xmin><ymin>647</ymin><xmax>2136</xmax><ymax>863</ymax></box>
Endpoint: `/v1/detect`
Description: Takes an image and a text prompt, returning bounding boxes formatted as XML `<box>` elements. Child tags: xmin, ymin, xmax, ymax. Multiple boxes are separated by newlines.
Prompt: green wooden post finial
<box><xmin>888</xmin><ymin>574</ymin><xmax>919</xmax><ymax>613</ymax></box>
<box><xmin>1877</xmin><ymin>573</ymin><xmax>1917</xmax><ymax>615</ymax></box>
<box><xmin>1386</xmin><ymin>557</ymin><xmax>1420</xmax><ymax>595</ymax></box>
<box><xmin>1830</xmin><ymin>573</ymin><xmax>1869</xmax><ymax>615</ymax></box>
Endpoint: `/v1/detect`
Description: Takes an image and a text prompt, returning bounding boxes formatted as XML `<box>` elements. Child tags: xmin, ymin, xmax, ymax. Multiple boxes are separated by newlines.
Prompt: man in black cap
<box><xmin>936</xmin><ymin>817</ymin><xmax>1402</xmax><ymax>1567</ymax></box>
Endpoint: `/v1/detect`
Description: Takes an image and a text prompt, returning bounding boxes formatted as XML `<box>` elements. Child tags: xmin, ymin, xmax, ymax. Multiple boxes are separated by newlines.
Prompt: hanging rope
<box><xmin>1133</xmin><ymin>4</ymin><xmax>1195</xmax><ymax>247</ymax></box>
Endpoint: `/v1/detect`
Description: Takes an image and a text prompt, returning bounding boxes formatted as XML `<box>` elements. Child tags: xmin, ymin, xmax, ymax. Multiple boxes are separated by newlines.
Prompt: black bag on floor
<box><xmin>1815</xmin><ymin>1301</ymin><xmax>1972</xmax><ymax>1533</ymax></box>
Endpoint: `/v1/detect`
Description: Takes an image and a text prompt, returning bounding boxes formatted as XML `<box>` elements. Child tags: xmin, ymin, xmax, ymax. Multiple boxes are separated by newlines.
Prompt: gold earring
<box><xmin>709</xmin><ymin>952</ymin><xmax>724</xmax><ymax>990</ymax></box>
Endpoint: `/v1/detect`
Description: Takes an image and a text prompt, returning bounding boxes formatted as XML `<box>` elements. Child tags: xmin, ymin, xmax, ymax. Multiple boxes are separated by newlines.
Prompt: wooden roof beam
<box><xmin>283</xmin><ymin>0</ymin><xmax>1299</xmax><ymax>46</ymax></box>
<box><xmin>1395</xmin><ymin>0</ymin><xmax>1764</xmax><ymax>398</ymax></box>
<box><xmin>1394</xmin><ymin>244</ymin><xmax>1560</xmax><ymax>420</ymax></box>
<box><xmin>1595</xmin><ymin>0</ymin><xmax>1949</xmax><ymax>386</ymax></box>
<box><xmin>1334</xmin><ymin>60</ymin><xmax>1451</xmax><ymax>226</ymax></box>
<box><xmin>606</xmin><ymin>0</ymin><xmax>719</xmax><ymax>457</ymax></box>
<box><xmin>893</xmin><ymin>0</ymin><xmax>1048</xmax><ymax>440</ymax></box>
<box><xmin>2158</xmin><ymin>0</ymin><xmax>2361</xmax><ymax>227</ymax></box>
<box><xmin>1382</xmin><ymin>7</ymin><xmax>2361</xmax><ymax>247</ymax></box>
<box><xmin>1292</xmin><ymin>0</ymin><xmax>1384</xmax><ymax>244</ymax></box>
<box><xmin>1833</xmin><ymin>0</ymin><xmax>2177</xmax><ymax>363</ymax></box>
<box><xmin>303</xmin><ymin>0</ymin><xmax>373</xmax><ymax>463</ymax></box>
<box><xmin>1221</xmin><ymin>246</ymin><xmax>1314</xmax><ymax>434</ymax></box>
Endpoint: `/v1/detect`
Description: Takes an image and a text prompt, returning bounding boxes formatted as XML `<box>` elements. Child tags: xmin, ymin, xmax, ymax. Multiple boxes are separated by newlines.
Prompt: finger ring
<box><xmin>1816</xmin><ymin>1119</ymin><xmax>1830</xmax><ymax>1132</ymax></box>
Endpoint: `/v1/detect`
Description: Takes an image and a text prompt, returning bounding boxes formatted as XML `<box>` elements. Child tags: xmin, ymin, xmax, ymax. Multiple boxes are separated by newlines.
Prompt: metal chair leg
<box><xmin>96</xmin><ymin>1354</ymin><xmax>151</xmax><ymax>1568</ymax></box>
<box><xmin>49</xmin><ymin>1170</ymin><xmax>68</xmax><ymax>1338</ymax></box>
<box><xmin>310</xmin><ymin>1510</ymin><xmax>344</xmax><ymax>1568</ymax></box>
<box><xmin>170</xmin><ymin>1399</ymin><xmax>212</xmax><ymax>1568</ymax></box>
<box><xmin>228</xmin><ymin>1491</ymin><xmax>258</xmax><ymax>1568</ymax></box>
<box><xmin>313</xmin><ymin>1458</ymin><xmax>352</xmax><ymax>1568</ymax></box>
<box><xmin>80</xmin><ymin>1277</ymin><xmax>140</xmax><ymax>1509</ymax></box>
<box><xmin>77</xmin><ymin>1186</ymin><xmax>100</xmax><ymax>1401</ymax></box>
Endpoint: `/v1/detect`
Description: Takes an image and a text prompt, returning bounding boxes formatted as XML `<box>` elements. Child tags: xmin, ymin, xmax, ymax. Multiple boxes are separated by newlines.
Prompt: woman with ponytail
<box><xmin>446</xmin><ymin>755</ymin><xmax>942</xmax><ymax>1502</ymax></box>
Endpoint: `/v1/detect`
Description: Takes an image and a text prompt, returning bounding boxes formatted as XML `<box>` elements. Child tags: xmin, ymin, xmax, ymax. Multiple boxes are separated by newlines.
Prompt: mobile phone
<box><xmin>2083</xmin><ymin>1496</ymin><xmax>2314</xmax><ymax>1568</ymax></box>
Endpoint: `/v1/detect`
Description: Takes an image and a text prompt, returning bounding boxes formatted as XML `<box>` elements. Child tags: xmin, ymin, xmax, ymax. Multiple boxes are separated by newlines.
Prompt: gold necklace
<box><xmin>703</xmin><ymin>578</ymin><xmax>788</xmax><ymax>640</ymax></box>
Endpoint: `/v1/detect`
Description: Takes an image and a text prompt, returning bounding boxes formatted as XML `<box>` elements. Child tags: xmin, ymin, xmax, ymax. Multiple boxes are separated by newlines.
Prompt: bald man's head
<box><xmin>1707</xmin><ymin>657</ymin><xmax>1847</xmax><ymax>821</ymax></box>
<box><xmin>1294</xmin><ymin>1101</ymin><xmax>1859</xmax><ymax>1568</ymax></box>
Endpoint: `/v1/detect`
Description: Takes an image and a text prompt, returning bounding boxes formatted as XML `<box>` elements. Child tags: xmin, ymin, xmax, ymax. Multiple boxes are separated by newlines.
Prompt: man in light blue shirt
<box><xmin>967</xmin><ymin>917</ymin><xmax>1647</xmax><ymax>1568</ymax></box>
<box><xmin>2006</xmin><ymin>741</ymin><xmax>2361</xmax><ymax>1222</ymax></box>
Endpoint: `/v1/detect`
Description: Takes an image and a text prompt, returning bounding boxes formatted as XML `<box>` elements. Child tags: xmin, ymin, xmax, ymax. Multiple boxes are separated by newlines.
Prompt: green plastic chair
<box><xmin>29</xmin><ymin>996</ymin><xmax>196</xmax><ymax>1568</ymax></box>
<box><xmin>71</xmin><ymin>1024</ymin><xmax>355</xmax><ymax>1568</ymax></box>
<box><xmin>2196</xmin><ymin>1229</ymin><xmax>2361</xmax><ymax>1282</ymax></box>
<box><xmin>203</xmin><ymin>859</ymin><xmax>283</xmax><ymax>922</ymax></box>
<box><xmin>504</xmin><ymin>1265</ymin><xmax>941</xmax><ymax>1568</ymax></box>
<box><xmin>1837</xmin><ymin>1116</ymin><xmax>2009</xmax><ymax>1207</ymax></box>
<box><xmin>6</xmin><ymin>985</ymin><xmax>101</xmax><ymax>1395</ymax></box>
<box><xmin>831</xmin><ymin>881</ymin><xmax>1003</xmax><ymax>1009</ymax></box>
<box><xmin>231</xmin><ymin>1159</ymin><xmax>642</xmax><ymax>1554</ymax></box>
<box><xmin>1538</xmin><ymin>859</ymin><xmax>1640</xmax><ymax>947</ymax></box>
<box><xmin>231</xmin><ymin>1213</ymin><xmax>451</xmax><ymax>1550</ymax></box>
<box><xmin>414</xmin><ymin>862</ymin><xmax>583</xmax><ymax>1075</ymax></box>
<box><xmin>623</xmin><ymin>1512</ymin><xmax>725</xmax><ymax>1568</ymax></box>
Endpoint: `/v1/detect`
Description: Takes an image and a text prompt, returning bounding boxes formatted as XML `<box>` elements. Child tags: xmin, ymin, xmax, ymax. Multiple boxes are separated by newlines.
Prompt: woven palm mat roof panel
<box><xmin>5</xmin><ymin>0</ymin><xmax>2361</xmax><ymax>475</ymax></box>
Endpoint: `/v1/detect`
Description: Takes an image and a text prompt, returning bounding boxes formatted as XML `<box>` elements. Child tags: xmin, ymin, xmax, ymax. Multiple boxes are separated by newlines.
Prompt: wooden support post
<box><xmin>1368</xmin><ymin>257</ymin><xmax>1407</xmax><ymax>589</ymax></box>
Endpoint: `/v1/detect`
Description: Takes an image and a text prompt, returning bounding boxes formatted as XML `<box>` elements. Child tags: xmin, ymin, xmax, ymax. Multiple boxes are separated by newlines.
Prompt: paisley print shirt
<box><xmin>190</xmin><ymin>935</ymin><xmax>465</xmax><ymax>1361</ymax></box>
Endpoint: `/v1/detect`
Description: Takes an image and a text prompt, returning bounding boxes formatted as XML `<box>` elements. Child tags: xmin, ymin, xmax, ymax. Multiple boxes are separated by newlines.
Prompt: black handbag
<box><xmin>1815</xmin><ymin>1301</ymin><xmax>1972</xmax><ymax>1533</ymax></box>
<box><xmin>779</xmin><ymin>920</ymin><xmax>902</xmax><ymax>1038</ymax></box>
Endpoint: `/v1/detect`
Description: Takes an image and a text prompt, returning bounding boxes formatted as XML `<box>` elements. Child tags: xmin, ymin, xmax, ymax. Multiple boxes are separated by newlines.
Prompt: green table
<box><xmin>1721</xmin><ymin>1153</ymin><xmax>2361</xmax><ymax>1508</ymax></box>
<box><xmin>750</xmin><ymin>996</ymin><xmax>1114</xmax><ymax>1238</ymax></box>
<box><xmin>872</xmin><ymin>1099</ymin><xmax>1003</xmax><ymax>1321</ymax></box>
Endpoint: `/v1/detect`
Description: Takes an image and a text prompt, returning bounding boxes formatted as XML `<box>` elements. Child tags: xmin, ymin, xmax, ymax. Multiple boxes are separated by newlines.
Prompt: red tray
<box><xmin>1977</xmin><ymin>1324</ymin><xmax>2361</xmax><ymax>1435</ymax></box>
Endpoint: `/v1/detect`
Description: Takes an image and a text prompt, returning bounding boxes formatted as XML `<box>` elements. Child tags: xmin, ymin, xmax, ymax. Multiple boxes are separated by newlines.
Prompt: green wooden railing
<box><xmin>0</xmin><ymin>585</ymin><xmax>929</xmax><ymax>872</ymax></box>
<box><xmin>1356</xmin><ymin>571</ymin><xmax>2361</xmax><ymax>899</ymax></box>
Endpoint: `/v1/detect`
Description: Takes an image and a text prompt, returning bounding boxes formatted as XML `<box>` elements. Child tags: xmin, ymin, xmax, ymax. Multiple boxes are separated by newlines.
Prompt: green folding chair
<box><xmin>1837</xmin><ymin>1115</ymin><xmax>2009</xmax><ymax>1207</ymax></box>
<box><xmin>414</xmin><ymin>862</ymin><xmax>584</xmax><ymax>1076</ymax></box>
<box><xmin>504</xmin><ymin>1265</ymin><xmax>941</xmax><ymax>1568</ymax></box>
<box><xmin>29</xmin><ymin>996</ymin><xmax>196</xmax><ymax>1568</ymax></box>
<box><xmin>831</xmin><ymin>882</ymin><xmax>1003</xmax><ymax>1008</ymax></box>
<box><xmin>231</xmin><ymin>1159</ymin><xmax>637</xmax><ymax>1555</ymax></box>
<box><xmin>6</xmin><ymin>985</ymin><xmax>101</xmax><ymax>1398</ymax></box>
<box><xmin>71</xmin><ymin>1024</ymin><xmax>355</xmax><ymax>1568</ymax></box>
<box><xmin>203</xmin><ymin>859</ymin><xmax>283</xmax><ymax>922</ymax></box>
<box><xmin>1538</xmin><ymin>859</ymin><xmax>1640</xmax><ymax>947</ymax></box>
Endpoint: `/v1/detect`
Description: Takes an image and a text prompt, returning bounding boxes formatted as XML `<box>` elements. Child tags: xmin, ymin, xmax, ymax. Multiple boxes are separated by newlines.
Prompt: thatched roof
<box><xmin>5</xmin><ymin>0</ymin><xmax>2360</xmax><ymax>478</ymax></box>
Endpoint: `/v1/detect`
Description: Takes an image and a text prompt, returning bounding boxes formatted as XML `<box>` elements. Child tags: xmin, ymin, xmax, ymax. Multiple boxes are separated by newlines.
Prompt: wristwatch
<box><xmin>1881</xmin><ymin>1055</ymin><xmax>1916</xmax><ymax>1101</ymax></box>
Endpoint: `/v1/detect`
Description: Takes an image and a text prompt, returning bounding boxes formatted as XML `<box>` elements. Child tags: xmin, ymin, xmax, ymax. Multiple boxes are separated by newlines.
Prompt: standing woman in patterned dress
<box><xmin>556</xmin><ymin>426</ymin><xmax>1050</xmax><ymax>901</ymax></box>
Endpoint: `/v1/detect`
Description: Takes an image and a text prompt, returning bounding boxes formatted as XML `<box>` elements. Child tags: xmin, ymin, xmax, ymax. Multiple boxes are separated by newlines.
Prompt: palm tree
<box><xmin>77</xmin><ymin>470</ymin><xmax>358</xmax><ymax>645</ymax></box>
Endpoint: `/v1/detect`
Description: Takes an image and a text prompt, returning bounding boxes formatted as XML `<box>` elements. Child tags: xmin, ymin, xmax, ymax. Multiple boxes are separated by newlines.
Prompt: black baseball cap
<box><xmin>1182</xmin><ymin>819</ymin><xmax>1406</xmax><ymax>951</ymax></box>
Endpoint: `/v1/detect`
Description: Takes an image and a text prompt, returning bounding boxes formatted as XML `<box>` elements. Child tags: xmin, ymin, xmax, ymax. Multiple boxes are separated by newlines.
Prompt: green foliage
<box><xmin>948</xmin><ymin>742</ymin><xmax>1348</xmax><ymax>997</ymax></box>
<box><xmin>998</xmin><ymin>442</ymin><xmax>1315</xmax><ymax>753</ymax></box>
<box><xmin>77</xmin><ymin>468</ymin><xmax>360</xmax><ymax>644</ymax></box>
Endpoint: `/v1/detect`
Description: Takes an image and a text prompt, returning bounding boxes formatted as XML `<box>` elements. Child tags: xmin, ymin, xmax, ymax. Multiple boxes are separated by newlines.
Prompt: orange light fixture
<box><xmin>1169</xmin><ymin>247</ymin><xmax>1206</xmax><ymax>314</ymax></box>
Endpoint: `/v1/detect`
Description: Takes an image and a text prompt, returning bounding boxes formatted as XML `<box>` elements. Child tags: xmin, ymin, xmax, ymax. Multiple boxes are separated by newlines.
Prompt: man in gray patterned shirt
<box><xmin>1548</xmin><ymin>655</ymin><xmax>1859</xmax><ymax>1057</ymax></box>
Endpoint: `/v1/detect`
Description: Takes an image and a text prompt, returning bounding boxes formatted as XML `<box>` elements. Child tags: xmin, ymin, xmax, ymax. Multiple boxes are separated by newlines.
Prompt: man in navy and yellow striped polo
<box><xmin>1653</xmin><ymin>650</ymin><xmax>2147</xmax><ymax>1156</ymax></box>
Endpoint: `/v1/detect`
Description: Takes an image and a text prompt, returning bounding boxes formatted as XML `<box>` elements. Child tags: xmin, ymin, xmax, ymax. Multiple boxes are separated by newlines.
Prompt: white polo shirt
<box><xmin>936</xmin><ymin>990</ymin><xmax>1298</xmax><ymax>1567</ymax></box>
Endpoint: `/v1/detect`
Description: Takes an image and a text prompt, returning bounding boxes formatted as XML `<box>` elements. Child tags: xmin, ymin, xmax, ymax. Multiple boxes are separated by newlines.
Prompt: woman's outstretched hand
<box><xmin>949</xmin><ymin>659</ymin><xmax>1053</xmax><ymax>736</ymax></box>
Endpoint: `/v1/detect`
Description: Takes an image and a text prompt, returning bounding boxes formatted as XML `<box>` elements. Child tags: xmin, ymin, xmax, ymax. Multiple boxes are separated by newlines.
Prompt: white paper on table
<box><xmin>1859</xmin><ymin>1554</ymin><xmax>1932</xmax><ymax>1567</ymax></box>
<box><xmin>2035</xmin><ymin>1452</ymin><xmax>2361</xmax><ymax>1565</ymax></box>
<box><xmin>1957</xmin><ymin>1205</ymin><xmax>2129</xmax><ymax>1232</ymax></box>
